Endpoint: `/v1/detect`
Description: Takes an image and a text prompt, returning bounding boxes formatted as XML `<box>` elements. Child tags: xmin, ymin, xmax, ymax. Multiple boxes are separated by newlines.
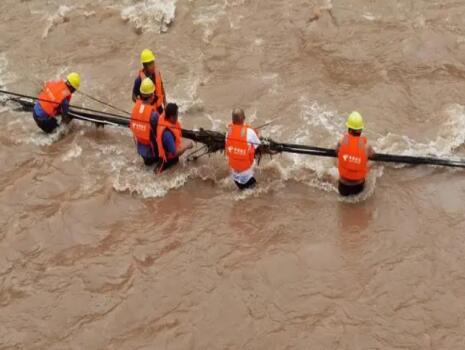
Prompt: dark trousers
<box><xmin>143</xmin><ymin>156</ymin><xmax>158</xmax><ymax>166</ymax></box>
<box><xmin>156</xmin><ymin>157</ymin><xmax>179</xmax><ymax>173</ymax></box>
<box><xmin>235</xmin><ymin>177</ymin><xmax>257</xmax><ymax>190</ymax></box>
<box><xmin>338</xmin><ymin>181</ymin><xmax>365</xmax><ymax>196</ymax></box>
<box><xmin>33</xmin><ymin>110</ymin><xmax>58</xmax><ymax>134</ymax></box>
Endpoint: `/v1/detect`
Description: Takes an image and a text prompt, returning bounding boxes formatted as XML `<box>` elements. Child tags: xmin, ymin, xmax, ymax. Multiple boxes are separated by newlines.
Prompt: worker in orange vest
<box><xmin>225</xmin><ymin>109</ymin><xmax>261</xmax><ymax>190</ymax></box>
<box><xmin>132</xmin><ymin>49</ymin><xmax>166</xmax><ymax>115</ymax></box>
<box><xmin>130</xmin><ymin>78</ymin><xmax>161</xmax><ymax>166</ymax></box>
<box><xmin>33</xmin><ymin>72</ymin><xmax>80</xmax><ymax>133</ymax></box>
<box><xmin>156</xmin><ymin>103</ymin><xmax>193</xmax><ymax>173</ymax></box>
<box><xmin>336</xmin><ymin>111</ymin><xmax>374</xmax><ymax>196</ymax></box>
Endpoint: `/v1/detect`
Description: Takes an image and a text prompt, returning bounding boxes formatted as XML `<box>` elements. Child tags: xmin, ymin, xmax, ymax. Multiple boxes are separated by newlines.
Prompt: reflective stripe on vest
<box><xmin>139</xmin><ymin>69</ymin><xmax>165</xmax><ymax>110</ymax></box>
<box><xmin>338</xmin><ymin>133</ymin><xmax>368</xmax><ymax>181</ymax></box>
<box><xmin>156</xmin><ymin>114</ymin><xmax>182</xmax><ymax>161</ymax></box>
<box><xmin>130</xmin><ymin>100</ymin><xmax>155</xmax><ymax>146</ymax></box>
<box><xmin>225</xmin><ymin>124</ymin><xmax>255</xmax><ymax>172</ymax></box>
<box><xmin>38</xmin><ymin>80</ymin><xmax>71</xmax><ymax>118</ymax></box>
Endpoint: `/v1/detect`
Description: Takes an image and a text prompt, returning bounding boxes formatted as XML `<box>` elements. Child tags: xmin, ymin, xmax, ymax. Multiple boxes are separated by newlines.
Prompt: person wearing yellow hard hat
<box><xmin>132</xmin><ymin>49</ymin><xmax>166</xmax><ymax>115</ymax></box>
<box><xmin>33</xmin><ymin>72</ymin><xmax>81</xmax><ymax>133</ymax></box>
<box><xmin>335</xmin><ymin>111</ymin><xmax>374</xmax><ymax>196</ymax></box>
<box><xmin>129</xmin><ymin>78</ymin><xmax>163</xmax><ymax>166</ymax></box>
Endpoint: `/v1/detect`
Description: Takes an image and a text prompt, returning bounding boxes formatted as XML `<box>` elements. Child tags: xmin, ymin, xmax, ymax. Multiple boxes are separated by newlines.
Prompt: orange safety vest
<box><xmin>338</xmin><ymin>133</ymin><xmax>368</xmax><ymax>181</ymax></box>
<box><xmin>225</xmin><ymin>124</ymin><xmax>256</xmax><ymax>172</ymax></box>
<box><xmin>139</xmin><ymin>69</ymin><xmax>165</xmax><ymax>110</ymax></box>
<box><xmin>38</xmin><ymin>80</ymin><xmax>71</xmax><ymax>118</ymax></box>
<box><xmin>130</xmin><ymin>100</ymin><xmax>155</xmax><ymax>146</ymax></box>
<box><xmin>156</xmin><ymin>114</ymin><xmax>182</xmax><ymax>161</ymax></box>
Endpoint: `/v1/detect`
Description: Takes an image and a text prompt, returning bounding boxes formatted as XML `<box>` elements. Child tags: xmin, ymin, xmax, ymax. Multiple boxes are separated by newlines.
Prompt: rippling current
<box><xmin>1</xmin><ymin>0</ymin><xmax>465</xmax><ymax>349</ymax></box>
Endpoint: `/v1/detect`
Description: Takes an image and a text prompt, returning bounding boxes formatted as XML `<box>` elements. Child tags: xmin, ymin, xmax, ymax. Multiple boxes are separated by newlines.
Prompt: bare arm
<box><xmin>367</xmin><ymin>145</ymin><xmax>375</xmax><ymax>158</ymax></box>
<box><xmin>177</xmin><ymin>140</ymin><xmax>194</xmax><ymax>157</ymax></box>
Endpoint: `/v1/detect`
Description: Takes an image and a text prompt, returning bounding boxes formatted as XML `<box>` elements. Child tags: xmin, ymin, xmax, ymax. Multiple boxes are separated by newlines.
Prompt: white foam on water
<box><xmin>322</xmin><ymin>0</ymin><xmax>333</xmax><ymax>11</ymax></box>
<box><xmin>0</xmin><ymin>54</ymin><xmax>7</xmax><ymax>84</ymax></box>
<box><xmin>10</xmin><ymin>115</ymin><xmax>84</xmax><ymax>147</ymax></box>
<box><xmin>120</xmin><ymin>0</ymin><xmax>177</xmax><ymax>33</ymax></box>
<box><xmin>49</xmin><ymin>96</ymin><xmax>391</xmax><ymax>201</ymax></box>
<box><xmin>362</xmin><ymin>12</ymin><xmax>378</xmax><ymax>21</ymax></box>
<box><xmin>231</xmin><ymin>181</ymin><xmax>278</xmax><ymax>201</ymax></box>
<box><xmin>193</xmin><ymin>3</ymin><xmax>227</xmax><ymax>42</ymax></box>
<box><xmin>224</xmin><ymin>0</ymin><xmax>247</xmax><ymax>6</ymax></box>
<box><xmin>61</xmin><ymin>142</ymin><xmax>82</xmax><ymax>162</ymax></box>
<box><xmin>0</xmin><ymin>53</ymin><xmax>15</xmax><ymax>108</ymax></box>
<box><xmin>259</xmin><ymin>99</ymin><xmax>382</xmax><ymax>201</ymax></box>
<box><xmin>271</xmin><ymin>99</ymin><xmax>340</xmax><ymax>181</ymax></box>
<box><xmin>375</xmin><ymin>104</ymin><xmax>465</xmax><ymax>160</ymax></box>
<box><xmin>42</xmin><ymin>5</ymin><xmax>73</xmax><ymax>39</ymax></box>
<box><xmin>268</xmin><ymin>99</ymin><xmax>465</xmax><ymax>201</ymax></box>
<box><xmin>216</xmin><ymin>167</ymin><xmax>285</xmax><ymax>201</ymax></box>
<box><xmin>21</xmin><ymin>124</ymin><xmax>72</xmax><ymax>146</ymax></box>
<box><xmin>95</xmin><ymin>141</ymin><xmax>215</xmax><ymax>198</ymax></box>
<box><xmin>169</xmin><ymin>73</ymin><xmax>204</xmax><ymax>114</ymax></box>
<box><xmin>84</xmin><ymin>11</ymin><xmax>96</xmax><ymax>18</ymax></box>
<box><xmin>296</xmin><ymin>97</ymin><xmax>344</xmax><ymax>144</ymax></box>
<box><xmin>0</xmin><ymin>58</ymin><xmax>8</xmax><ymax>113</ymax></box>
<box><xmin>97</xmin><ymin>144</ymin><xmax>125</xmax><ymax>157</ymax></box>
<box><xmin>112</xmin><ymin>159</ymin><xmax>225</xmax><ymax>199</ymax></box>
<box><xmin>113</xmin><ymin>166</ymin><xmax>196</xmax><ymax>198</ymax></box>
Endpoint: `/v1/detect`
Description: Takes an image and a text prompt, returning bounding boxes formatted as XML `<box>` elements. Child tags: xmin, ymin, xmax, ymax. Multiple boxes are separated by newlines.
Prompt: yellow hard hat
<box><xmin>140</xmin><ymin>78</ymin><xmax>155</xmax><ymax>95</ymax></box>
<box><xmin>140</xmin><ymin>49</ymin><xmax>156</xmax><ymax>64</ymax></box>
<box><xmin>346</xmin><ymin>111</ymin><xmax>364</xmax><ymax>130</ymax></box>
<box><xmin>66</xmin><ymin>72</ymin><xmax>80</xmax><ymax>90</ymax></box>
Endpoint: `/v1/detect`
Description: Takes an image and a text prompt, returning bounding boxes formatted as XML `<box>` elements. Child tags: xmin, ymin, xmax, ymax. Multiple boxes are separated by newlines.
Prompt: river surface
<box><xmin>1</xmin><ymin>0</ymin><xmax>465</xmax><ymax>349</ymax></box>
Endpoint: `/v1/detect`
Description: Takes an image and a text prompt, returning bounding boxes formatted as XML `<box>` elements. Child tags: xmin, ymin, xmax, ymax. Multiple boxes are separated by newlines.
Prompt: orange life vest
<box><xmin>38</xmin><ymin>80</ymin><xmax>71</xmax><ymax>118</ymax></box>
<box><xmin>225</xmin><ymin>124</ymin><xmax>256</xmax><ymax>172</ymax></box>
<box><xmin>338</xmin><ymin>133</ymin><xmax>368</xmax><ymax>181</ymax></box>
<box><xmin>156</xmin><ymin>114</ymin><xmax>182</xmax><ymax>161</ymax></box>
<box><xmin>130</xmin><ymin>100</ymin><xmax>155</xmax><ymax>146</ymax></box>
<box><xmin>139</xmin><ymin>69</ymin><xmax>165</xmax><ymax>110</ymax></box>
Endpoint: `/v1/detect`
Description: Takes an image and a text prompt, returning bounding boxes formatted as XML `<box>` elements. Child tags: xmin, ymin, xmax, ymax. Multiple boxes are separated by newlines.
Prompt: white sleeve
<box><xmin>247</xmin><ymin>128</ymin><xmax>261</xmax><ymax>149</ymax></box>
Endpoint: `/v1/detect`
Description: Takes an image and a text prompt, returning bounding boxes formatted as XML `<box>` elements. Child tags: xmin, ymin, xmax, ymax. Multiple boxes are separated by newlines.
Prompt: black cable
<box><xmin>0</xmin><ymin>89</ymin><xmax>129</xmax><ymax>120</ymax></box>
<box><xmin>371</xmin><ymin>153</ymin><xmax>465</xmax><ymax>168</ymax></box>
<box><xmin>7</xmin><ymin>93</ymin><xmax>465</xmax><ymax>169</ymax></box>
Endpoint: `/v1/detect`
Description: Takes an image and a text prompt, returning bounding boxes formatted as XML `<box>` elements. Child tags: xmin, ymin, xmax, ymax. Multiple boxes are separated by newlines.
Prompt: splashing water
<box><xmin>375</xmin><ymin>104</ymin><xmax>465</xmax><ymax>162</ymax></box>
<box><xmin>42</xmin><ymin>5</ymin><xmax>73</xmax><ymax>39</ymax></box>
<box><xmin>62</xmin><ymin>142</ymin><xmax>83</xmax><ymax>162</ymax></box>
<box><xmin>0</xmin><ymin>53</ymin><xmax>14</xmax><ymax>110</ymax></box>
<box><xmin>120</xmin><ymin>0</ymin><xmax>177</xmax><ymax>33</ymax></box>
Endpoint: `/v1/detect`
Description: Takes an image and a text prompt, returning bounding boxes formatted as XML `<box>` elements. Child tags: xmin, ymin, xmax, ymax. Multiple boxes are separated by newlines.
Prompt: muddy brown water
<box><xmin>1</xmin><ymin>0</ymin><xmax>465</xmax><ymax>349</ymax></box>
